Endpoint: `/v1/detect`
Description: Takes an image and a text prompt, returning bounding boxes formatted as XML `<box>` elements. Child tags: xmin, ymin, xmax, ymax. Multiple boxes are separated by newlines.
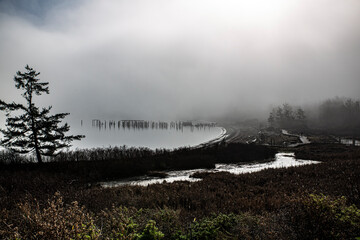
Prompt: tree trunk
<box><xmin>28</xmin><ymin>87</ymin><xmax>42</xmax><ymax>164</ymax></box>
<box><xmin>35</xmin><ymin>145</ymin><xmax>42</xmax><ymax>163</ymax></box>
<box><xmin>31</xmin><ymin>120</ymin><xmax>42</xmax><ymax>164</ymax></box>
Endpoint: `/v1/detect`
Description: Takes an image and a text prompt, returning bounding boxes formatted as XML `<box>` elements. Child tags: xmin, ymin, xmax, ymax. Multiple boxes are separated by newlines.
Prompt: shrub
<box><xmin>289</xmin><ymin>193</ymin><xmax>360</xmax><ymax>239</ymax></box>
<box><xmin>151</xmin><ymin>207</ymin><xmax>182</xmax><ymax>239</ymax></box>
<box><xmin>0</xmin><ymin>150</ymin><xmax>28</xmax><ymax>164</ymax></box>
<box><xmin>99</xmin><ymin>206</ymin><xmax>140</xmax><ymax>239</ymax></box>
<box><xmin>99</xmin><ymin>206</ymin><xmax>166</xmax><ymax>240</ymax></box>
<box><xmin>0</xmin><ymin>192</ymin><xmax>100</xmax><ymax>240</ymax></box>
<box><xmin>137</xmin><ymin>220</ymin><xmax>164</xmax><ymax>240</ymax></box>
<box><xmin>185</xmin><ymin>213</ymin><xmax>238</xmax><ymax>240</ymax></box>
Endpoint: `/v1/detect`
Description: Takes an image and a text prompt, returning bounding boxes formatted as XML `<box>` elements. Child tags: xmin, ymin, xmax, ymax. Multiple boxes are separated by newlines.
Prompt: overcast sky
<box><xmin>1</xmin><ymin>0</ymin><xmax>360</xmax><ymax>122</ymax></box>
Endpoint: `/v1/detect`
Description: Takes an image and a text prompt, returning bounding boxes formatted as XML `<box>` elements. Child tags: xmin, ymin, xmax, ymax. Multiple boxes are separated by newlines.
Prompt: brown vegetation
<box><xmin>0</xmin><ymin>143</ymin><xmax>360</xmax><ymax>239</ymax></box>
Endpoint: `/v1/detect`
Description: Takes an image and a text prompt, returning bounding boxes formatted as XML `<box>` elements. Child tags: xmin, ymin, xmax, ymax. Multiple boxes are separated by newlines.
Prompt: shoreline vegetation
<box><xmin>0</xmin><ymin>142</ymin><xmax>276</xmax><ymax>182</ymax></box>
<box><xmin>1</xmin><ymin>127</ymin><xmax>360</xmax><ymax>239</ymax></box>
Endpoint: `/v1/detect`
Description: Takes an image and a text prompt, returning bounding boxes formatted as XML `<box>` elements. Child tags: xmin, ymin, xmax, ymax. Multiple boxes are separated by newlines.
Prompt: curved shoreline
<box><xmin>192</xmin><ymin>127</ymin><xmax>227</xmax><ymax>149</ymax></box>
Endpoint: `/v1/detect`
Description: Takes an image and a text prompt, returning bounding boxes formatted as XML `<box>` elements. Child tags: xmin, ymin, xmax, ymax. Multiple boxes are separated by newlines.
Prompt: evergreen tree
<box><xmin>296</xmin><ymin>108</ymin><xmax>306</xmax><ymax>121</ymax></box>
<box><xmin>275</xmin><ymin>107</ymin><xmax>283</xmax><ymax>125</ymax></box>
<box><xmin>268</xmin><ymin>104</ymin><xmax>307</xmax><ymax>130</ymax></box>
<box><xmin>268</xmin><ymin>110</ymin><xmax>275</xmax><ymax>127</ymax></box>
<box><xmin>282</xmin><ymin>103</ymin><xmax>294</xmax><ymax>121</ymax></box>
<box><xmin>0</xmin><ymin>65</ymin><xmax>84</xmax><ymax>163</ymax></box>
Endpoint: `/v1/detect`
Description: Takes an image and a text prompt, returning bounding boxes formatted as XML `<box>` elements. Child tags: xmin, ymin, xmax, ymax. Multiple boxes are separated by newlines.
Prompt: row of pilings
<box><xmin>90</xmin><ymin>120</ymin><xmax>216</xmax><ymax>130</ymax></box>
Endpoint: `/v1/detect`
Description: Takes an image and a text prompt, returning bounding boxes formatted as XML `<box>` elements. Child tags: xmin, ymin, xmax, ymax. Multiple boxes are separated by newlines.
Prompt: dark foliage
<box><xmin>317</xmin><ymin>97</ymin><xmax>360</xmax><ymax>136</ymax></box>
<box><xmin>284</xmin><ymin>193</ymin><xmax>360</xmax><ymax>239</ymax></box>
<box><xmin>268</xmin><ymin>103</ymin><xmax>307</xmax><ymax>131</ymax></box>
<box><xmin>0</xmin><ymin>143</ymin><xmax>276</xmax><ymax>181</ymax></box>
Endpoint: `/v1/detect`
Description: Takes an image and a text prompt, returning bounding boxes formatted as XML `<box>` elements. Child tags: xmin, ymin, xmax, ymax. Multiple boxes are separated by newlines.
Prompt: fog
<box><xmin>1</xmin><ymin>0</ymin><xmax>360</xmax><ymax>124</ymax></box>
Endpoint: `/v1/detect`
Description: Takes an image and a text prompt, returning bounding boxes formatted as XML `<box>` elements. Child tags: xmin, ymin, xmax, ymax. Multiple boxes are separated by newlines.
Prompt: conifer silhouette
<box><xmin>0</xmin><ymin>65</ymin><xmax>84</xmax><ymax>163</ymax></box>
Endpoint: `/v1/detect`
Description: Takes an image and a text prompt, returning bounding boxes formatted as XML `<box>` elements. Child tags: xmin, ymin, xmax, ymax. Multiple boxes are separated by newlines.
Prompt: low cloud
<box><xmin>1</xmin><ymin>0</ymin><xmax>360</xmax><ymax>123</ymax></box>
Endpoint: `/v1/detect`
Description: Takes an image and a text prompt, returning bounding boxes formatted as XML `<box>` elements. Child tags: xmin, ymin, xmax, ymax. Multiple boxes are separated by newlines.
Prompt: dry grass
<box><xmin>1</xmin><ymin>143</ymin><xmax>360</xmax><ymax>239</ymax></box>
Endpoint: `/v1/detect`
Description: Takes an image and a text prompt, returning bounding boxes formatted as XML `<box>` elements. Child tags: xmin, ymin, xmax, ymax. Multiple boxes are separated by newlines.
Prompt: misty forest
<box><xmin>1</xmin><ymin>0</ymin><xmax>360</xmax><ymax>239</ymax></box>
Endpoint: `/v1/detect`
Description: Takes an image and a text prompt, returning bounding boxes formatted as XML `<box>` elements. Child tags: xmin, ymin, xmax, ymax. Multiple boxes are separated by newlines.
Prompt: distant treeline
<box><xmin>91</xmin><ymin>120</ymin><xmax>216</xmax><ymax>130</ymax></box>
<box><xmin>268</xmin><ymin>97</ymin><xmax>360</xmax><ymax>136</ymax></box>
<box><xmin>268</xmin><ymin>103</ymin><xmax>307</xmax><ymax>131</ymax></box>
<box><xmin>316</xmin><ymin>97</ymin><xmax>360</xmax><ymax>135</ymax></box>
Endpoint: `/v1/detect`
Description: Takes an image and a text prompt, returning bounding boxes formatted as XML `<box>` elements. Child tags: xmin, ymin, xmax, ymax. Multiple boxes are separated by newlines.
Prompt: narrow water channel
<box><xmin>101</xmin><ymin>152</ymin><xmax>320</xmax><ymax>187</ymax></box>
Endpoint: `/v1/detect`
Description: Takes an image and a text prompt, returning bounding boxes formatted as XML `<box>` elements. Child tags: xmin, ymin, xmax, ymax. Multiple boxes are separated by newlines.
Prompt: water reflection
<box><xmin>101</xmin><ymin>152</ymin><xmax>321</xmax><ymax>187</ymax></box>
<box><xmin>70</xmin><ymin>120</ymin><xmax>225</xmax><ymax>150</ymax></box>
<box><xmin>91</xmin><ymin>120</ymin><xmax>216</xmax><ymax>131</ymax></box>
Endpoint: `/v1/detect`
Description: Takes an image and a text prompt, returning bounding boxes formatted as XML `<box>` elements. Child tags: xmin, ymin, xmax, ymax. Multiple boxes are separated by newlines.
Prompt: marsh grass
<box><xmin>1</xmin><ymin>143</ymin><xmax>359</xmax><ymax>239</ymax></box>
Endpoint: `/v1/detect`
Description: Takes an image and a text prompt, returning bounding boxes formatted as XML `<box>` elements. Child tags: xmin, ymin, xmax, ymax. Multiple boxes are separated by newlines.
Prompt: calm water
<box><xmin>101</xmin><ymin>152</ymin><xmax>321</xmax><ymax>187</ymax></box>
<box><xmin>69</xmin><ymin>120</ymin><xmax>225</xmax><ymax>150</ymax></box>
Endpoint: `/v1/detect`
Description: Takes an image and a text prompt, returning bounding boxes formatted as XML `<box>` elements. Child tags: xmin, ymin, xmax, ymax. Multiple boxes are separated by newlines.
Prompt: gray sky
<box><xmin>1</xmin><ymin>0</ymin><xmax>360</xmax><ymax>122</ymax></box>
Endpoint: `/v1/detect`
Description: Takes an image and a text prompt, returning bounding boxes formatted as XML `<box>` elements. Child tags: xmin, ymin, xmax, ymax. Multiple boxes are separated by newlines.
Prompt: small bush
<box><xmin>0</xmin><ymin>192</ymin><xmax>100</xmax><ymax>240</ymax></box>
<box><xmin>152</xmin><ymin>207</ymin><xmax>182</xmax><ymax>239</ymax></box>
<box><xmin>185</xmin><ymin>213</ymin><xmax>238</xmax><ymax>240</ymax></box>
<box><xmin>98</xmin><ymin>206</ymin><xmax>166</xmax><ymax>240</ymax></box>
<box><xmin>0</xmin><ymin>150</ymin><xmax>28</xmax><ymax>164</ymax></box>
<box><xmin>99</xmin><ymin>206</ymin><xmax>140</xmax><ymax>239</ymax></box>
<box><xmin>137</xmin><ymin>220</ymin><xmax>164</xmax><ymax>240</ymax></box>
<box><xmin>289</xmin><ymin>193</ymin><xmax>360</xmax><ymax>239</ymax></box>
